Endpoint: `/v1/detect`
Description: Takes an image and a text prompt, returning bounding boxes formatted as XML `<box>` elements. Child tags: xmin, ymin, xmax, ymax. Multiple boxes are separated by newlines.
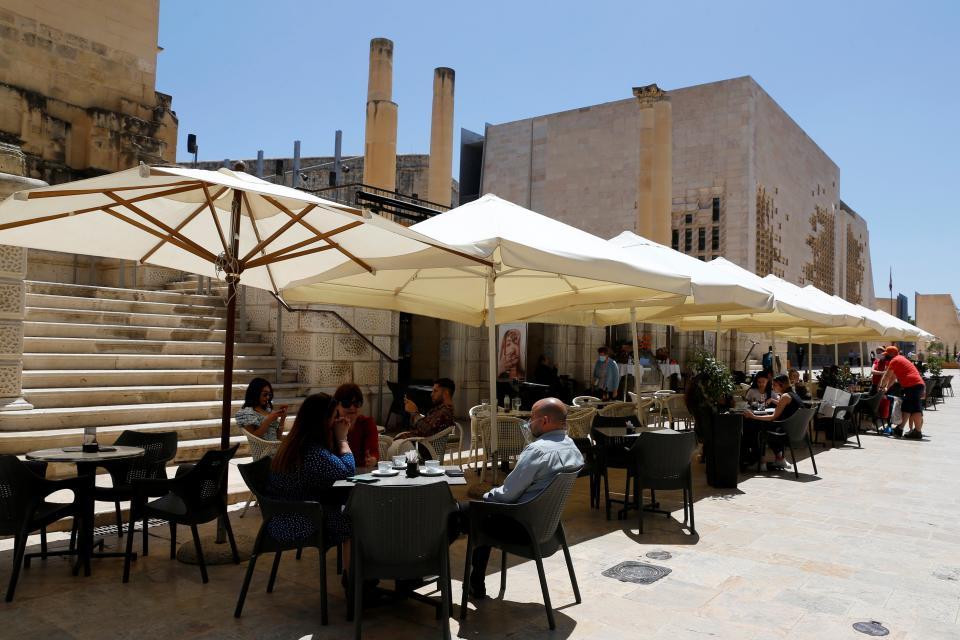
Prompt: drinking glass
<box><xmin>512</xmin><ymin>397</ymin><xmax>522</xmax><ymax>413</ymax></box>
<box><xmin>377</xmin><ymin>461</ymin><xmax>392</xmax><ymax>474</ymax></box>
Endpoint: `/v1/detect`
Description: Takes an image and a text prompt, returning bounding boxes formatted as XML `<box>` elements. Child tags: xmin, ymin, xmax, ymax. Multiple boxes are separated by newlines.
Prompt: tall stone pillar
<box><xmin>363</xmin><ymin>38</ymin><xmax>398</xmax><ymax>192</ymax></box>
<box><xmin>0</xmin><ymin>144</ymin><xmax>46</xmax><ymax>411</ymax></box>
<box><xmin>427</xmin><ymin>67</ymin><xmax>455</xmax><ymax>207</ymax></box>
<box><xmin>633</xmin><ymin>84</ymin><xmax>672</xmax><ymax>245</ymax></box>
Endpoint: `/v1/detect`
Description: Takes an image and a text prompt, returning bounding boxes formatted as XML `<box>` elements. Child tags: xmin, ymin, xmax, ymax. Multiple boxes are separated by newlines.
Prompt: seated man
<box><xmin>395</xmin><ymin>378</ymin><xmax>457</xmax><ymax>440</ymax></box>
<box><xmin>460</xmin><ymin>397</ymin><xmax>584</xmax><ymax>598</ymax></box>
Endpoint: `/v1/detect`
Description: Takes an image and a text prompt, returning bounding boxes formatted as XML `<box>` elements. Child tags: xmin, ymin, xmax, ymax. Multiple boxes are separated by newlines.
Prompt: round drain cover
<box><xmin>646</xmin><ymin>551</ymin><xmax>672</xmax><ymax>560</ymax></box>
<box><xmin>853</xmin><ymin>621</ymin><xmax>889</xmax><ymax>636</ymax></box>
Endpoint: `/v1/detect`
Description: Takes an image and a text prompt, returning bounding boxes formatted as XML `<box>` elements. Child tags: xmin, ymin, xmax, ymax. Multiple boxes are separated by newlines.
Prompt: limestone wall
<box><xmin>915</xmin><ymin>294</ymin><xmax>960</xmax><ymax>355</ymax></box>
<box><xmin>242</xmin><ymin>286</ymin><xmax>399</xmax><ymax>422</ymax></box>
<box><xmin>0</xmin><ymin>1</ymin><xmax>176</xmax><ymax>182</ymax></box>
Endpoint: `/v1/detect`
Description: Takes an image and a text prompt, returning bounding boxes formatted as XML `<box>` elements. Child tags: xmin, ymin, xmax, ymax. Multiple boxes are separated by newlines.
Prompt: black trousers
<box><xmin>741</xmin><ymin>418</ymin><xmax>786</xmax><ymax>465</ymax></box>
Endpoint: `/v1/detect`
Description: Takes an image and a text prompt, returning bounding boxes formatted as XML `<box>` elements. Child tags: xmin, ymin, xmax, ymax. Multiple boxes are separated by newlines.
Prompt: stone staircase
<box><xmin>0</xmin><ymin>280</ymin><xmax>308</xmax><ymax>479</ymax></box>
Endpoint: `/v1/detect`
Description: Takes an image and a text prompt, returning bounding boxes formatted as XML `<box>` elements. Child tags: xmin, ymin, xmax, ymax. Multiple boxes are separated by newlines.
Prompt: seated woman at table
<box><xmin>744</xmin><ymin>371</ymin><xmax>778</xmax><ymax>408</ymax></box>
<box><xmin>236</xmin><ymin>377</ymin><xmax>287</xmax><ymax>441</ymax></box>
<box><xmin>741</xmin><ymin>374</ymin><xmax>802</xmax><ymax>471</ymax></box>
<box><xmin>788</xmin><ymin>368</ymin><xmax>811</xmax><ymax>400</ymax></box>
<box><xmin>334</xmin><ymin>383</ymin><xmax>379</xmax><ymax>469</ymax></box>
<box><xmin>269</xmin><ymin>393</ymin><xmax>355</xmax><ymax>557</ymax></box>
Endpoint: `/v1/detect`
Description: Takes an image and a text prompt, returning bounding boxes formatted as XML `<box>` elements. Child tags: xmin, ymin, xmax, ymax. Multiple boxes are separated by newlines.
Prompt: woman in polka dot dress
<box><xmin>268</xmin><ymin>393</ymin><xmax>355</xmax><ymax>553</ymax></box>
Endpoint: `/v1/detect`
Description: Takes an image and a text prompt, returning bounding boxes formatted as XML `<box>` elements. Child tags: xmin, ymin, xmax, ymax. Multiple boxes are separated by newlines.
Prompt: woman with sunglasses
<box><xmin>236</xmin><ymin>377</ymin><xmax>287</xmax><ymax>441</ymax></box>
<box><xmin>334</xmin><ymin>383</ymin><xmax>379</xmax><ymax>468</ymax></box>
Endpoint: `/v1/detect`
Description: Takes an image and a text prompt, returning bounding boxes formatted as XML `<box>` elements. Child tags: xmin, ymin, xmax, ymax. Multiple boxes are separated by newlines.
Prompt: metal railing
<box><xmin>305</xmin><ymin>182</ymin><xmax>450</xmax><ymax>224</ymax></box>
<box><xmin>271</xmin><ymin>293</ymin><xmax>398</xmax><ymax>423</ymax></box>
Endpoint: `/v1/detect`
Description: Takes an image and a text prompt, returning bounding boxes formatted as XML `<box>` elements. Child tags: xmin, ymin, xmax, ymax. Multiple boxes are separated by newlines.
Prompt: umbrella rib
<box><xmin>24</xmin><ymin>180</ymin><xmax>201</xmax><ymax>199</ymax></box>
<box><xmin>246</xmin><ymin>244</ymin><xmax>337</xmax><ymax>269</ymax></box>
<box><xmin>261</xmin><ymin>194</ymin><xmax>375</xmax><ymax>274</ymax></box>
<box><xmin>103</xmin><ymin>192</ymin><xmax>217</xmax><ymax>263</ymax></box>
<box><xmin>140</xmin><ymin>186</ymin><xmax>227</xmax><ymax>263</ymax></box>
<box><xmin>393</xmin><ymin>269</ymin><xmax>421</xmax><ymax>295</ymax></box>
<box><xmin>241</xmin><ymin>203</ymin><xmax>319</xmax><ymax>263</ymax></box>
<box><xmin>102</xmin><ymin>206</ymin><xmax>210</xmax><ymax>262</ymax></box>
<box><xmin>242</xmin><ymin>192</ymin><xmax>279</xmax><ymax>295</ymax></box>
<box><xmin>202</xmin><ymin>183</ymin><xmax>230</xmax><ymax>257</ymax></box>
<box><xmin>245</xmin><ymin>220</ymin><xmax>364</xmax><ymax>266</ymax></box>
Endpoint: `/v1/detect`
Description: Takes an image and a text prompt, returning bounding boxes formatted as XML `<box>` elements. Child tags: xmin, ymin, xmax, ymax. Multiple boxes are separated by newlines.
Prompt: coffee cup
<box><xmin>392</xmin><ymin>455</ymin><xmax>406</xmax><ymax>468</ymax></box>
<box><xmin>425</xmin><ymin>460</ymin><xmax>441</xmax><ymax>471</ymax></box>
<box><xmin>377</xmin><ymin>461</ymin><xmax>392</xmax><ymax>474</ymax></box>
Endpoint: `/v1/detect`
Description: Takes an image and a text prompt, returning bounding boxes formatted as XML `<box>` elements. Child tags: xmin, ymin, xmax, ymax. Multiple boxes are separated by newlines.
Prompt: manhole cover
<box><xmin>853</xmin><ymin>621</ymin><xmax>889</xmax><ymax>636</ymax></box>
<box><xmin>645</xmin><ymin>551</ymin><xmax>672</xmax><ymax>560</ymax></box>
<box><xmin>602</xmin><ymin>561</ymin><xmax>671</xmax><ymax>585</ymax></box>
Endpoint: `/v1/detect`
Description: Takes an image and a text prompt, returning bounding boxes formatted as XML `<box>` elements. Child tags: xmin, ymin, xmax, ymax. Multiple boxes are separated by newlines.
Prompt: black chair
<box><xmin>760</xmin><ymin>408</ymin><xmax>818</xmax><ymax>479</ymax></box>
<box><xmin>460</xmin><ymin>470</ymin><xmax>581</xmax><ymax>630</ymax></box>
<box><xmin>814</xmin><ymin>398</ymin><xmax>861</xmax><ymax>449</ymax></box>
<box><xmin>385</xmin><ymin>381</ymin><xmax>407</xmax><ymax>430</ymax></box>
<box><xmin>853</xmin><ymin>393</ymin><xmax>883</xmax><ymax>433</ymax></box>
<box><xmin>346</xmin><ymin>482</ymin><xmax>456</xmax><ymax>640</ymax></box>
<box><xmin>234</xmin><ymin>457</ymin><xmax>337</xmax><ymax>625</ymax></box>
<box><xmin>591</xmin><ymin>415</ymin><xmax>634</xmax><ymax>519</ymax></box>
<box><xmin>0</xmin><ymin>456</ymin><xmax>87</xmax><ymax>602</ymax></box>
<box><xmin>941</xmin><ymin>375</ymin><xmax>953</xmax><ymax>397</ymax></box>
<box><xmin>122</xmin><ymin>446</ymin><xmax>240</xmax><ymax>584</ymax></box>
<box><xmin>96</xmin><ymin>430</ymin><xmax>178</xmax><ymax>540</ymax></box>
<box><xmin>570</xmin><ymin>436</ymin><xmax>599</xmax><ymax>509</ymax></box>
<box><xmin>926</xmin><ymin>378</ymin><xmax>943</xmax><ymax>409</ymax></box>
<box><xmin>629</xmin><ymin>431</ymin><xmax>697</xmax><ymax>534</ymax></box>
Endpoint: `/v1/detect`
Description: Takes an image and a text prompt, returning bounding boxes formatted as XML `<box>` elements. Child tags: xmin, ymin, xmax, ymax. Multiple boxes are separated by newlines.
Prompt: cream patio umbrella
<box><xmin>0</xmin><ymin>163</ymin><xmax>489</xmax><ymax>450</ymax></box>
<box><xmin>283</xmin><ymin>194</ymin><xmax>694</xmax><ymax>447</ymax></box>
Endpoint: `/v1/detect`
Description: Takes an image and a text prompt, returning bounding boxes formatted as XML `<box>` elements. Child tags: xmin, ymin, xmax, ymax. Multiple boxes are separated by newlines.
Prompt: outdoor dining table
<box><xmin>333</xmin><ymin>465</ymin><xmax>468</xmax><ymax>488</ymax></box>
<box><xmin>25</xmin><ymin>445</ymin><xmax>145</xmax><ymax>576</ymax></box>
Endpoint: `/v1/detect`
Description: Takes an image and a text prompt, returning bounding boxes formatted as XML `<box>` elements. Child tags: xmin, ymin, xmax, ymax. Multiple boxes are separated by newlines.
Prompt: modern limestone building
<box><xmin>460</xmin><ymin>75</ymin><xmax>876</xmax><ymax>385</ymax></box>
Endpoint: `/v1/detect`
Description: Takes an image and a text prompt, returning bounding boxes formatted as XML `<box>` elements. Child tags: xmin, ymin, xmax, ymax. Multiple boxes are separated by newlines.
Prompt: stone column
<box><xmin>0</xmin><ymin>144</ymin><xmax>47</xmax><ymax>411</ymax></box>
<box><xmin>427</xmin><ymin>67</ymin><xmax>455</xmax><ymax>207</ymax></box>
<box><xmin>363</xmin><ymin>38</ymin><xmax>398</xmax><ymax>192</ymax></box>
<box><xmin>633</xmin><ymin>84</ymin><xmax>672</xmax><ymax>245</ymax></box>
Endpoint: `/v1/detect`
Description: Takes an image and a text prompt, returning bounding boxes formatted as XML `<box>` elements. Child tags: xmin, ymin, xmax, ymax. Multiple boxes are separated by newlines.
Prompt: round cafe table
<box><xmin>26</xmin><ymin>445</ymin><xmax>145</xmax><ymax>576</ymax></box>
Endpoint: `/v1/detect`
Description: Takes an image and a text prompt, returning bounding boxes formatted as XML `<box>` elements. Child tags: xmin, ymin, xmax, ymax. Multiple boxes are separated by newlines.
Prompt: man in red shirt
<box><xmin>878</xmin><ymin>346</ymin><xmax>925</xmax><ymax>440</ymax></box>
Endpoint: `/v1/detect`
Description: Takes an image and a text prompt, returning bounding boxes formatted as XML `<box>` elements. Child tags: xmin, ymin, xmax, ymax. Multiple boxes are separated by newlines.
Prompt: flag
<box><xmin>888</xmin><ymin>267</ymin><xmax>892</xmax><ymax>293</ymax></box>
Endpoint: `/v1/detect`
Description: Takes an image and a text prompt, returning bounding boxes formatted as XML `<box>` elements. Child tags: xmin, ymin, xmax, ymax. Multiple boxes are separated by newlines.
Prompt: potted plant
<box><xmin>685</xmin><ymin>350</ymin><xmax>740</xmax><ymax>488</ymax></box>
<box><xmin>927</xmin><ymin>355</ymin><xmax>943</xmax><ymax>378</ymax></box>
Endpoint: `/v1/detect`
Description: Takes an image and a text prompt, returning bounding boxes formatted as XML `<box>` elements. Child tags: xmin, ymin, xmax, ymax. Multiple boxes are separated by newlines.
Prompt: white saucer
<box><xmin>372</xmin><ymin>469</ymin><xmax>400</xmax><ymax>477</ymax></box>
<box><xmin>419</xmin><ymin>467</ymin><xmax>445</xmax><ymax>476</ymax></box>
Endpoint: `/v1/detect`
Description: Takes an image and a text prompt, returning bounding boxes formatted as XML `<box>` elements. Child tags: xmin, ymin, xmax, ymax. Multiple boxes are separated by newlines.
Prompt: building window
<box><xmin>698</xmin><ymin>227</ymin><xmax>706</xmax><ymax>251</ymax></box>
<box><xmin>712</xmin><ymin>227</ymin><xmax>720</xmax><ymax>251</ymax></box>
<box><xmin>684</xmin><ymin>213</ymin><xmax>693</xmax><ymax>225</ymax></box>
<box><xmin>671</xmin><ymin>229</ymin><xmax>679</xmax><ymax>251</ymax></box>
<box><xmin>684</xmin><ymin>229</ymin><xmax>692</xmax><ymax>252</ymax></box>
<box><xmin>712</xmin><ymin>197</ymin><xmax>720</xmax><ymax>222</ymax></box>
<box><xmin>698</xmin><ymin>255</ymin><xmax>705</xmax><ymax>261</ymax></box>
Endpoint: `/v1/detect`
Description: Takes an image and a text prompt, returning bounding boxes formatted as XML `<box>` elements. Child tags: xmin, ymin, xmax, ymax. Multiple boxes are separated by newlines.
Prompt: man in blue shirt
<box><xmin>462</xmin><ymin>397</ymin><xmax>583</xmax><ymax>598</ymax></box>
<box><xmin>762</xmin><ymin>346</ymin><xmax>774</xmax><ymax>373</ymax></box>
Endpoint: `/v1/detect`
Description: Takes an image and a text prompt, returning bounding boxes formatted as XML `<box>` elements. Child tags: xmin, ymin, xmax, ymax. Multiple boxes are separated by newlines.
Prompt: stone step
<box><xmin>25</xmin><ymin>292</ymin><xmax>224</xmax><ymax>317</ymax></box>
<box><xmin>25</xmin><ymin>306</ymin><xmax>229</xmax><ymax>330</ymax></box>
<box><xmin>22</xmin><ymin>367</ymin><xmax>299</xmax><ymax>389</ymax></box>
<box><xmin>23</xmin><ymin>382</ymin><xmax>309</xmax><ymax>409</ymax></box>
<box><xmin>23</xmin><ymin>321</ymin><xmax>263</xmax><ymax>343</ymax></box>
<box><xmin>163</xmin><ymin>281</ymin><xmax>229</xmax><ymax>293</ymax></box>
<box><xmin>22</xmin><ymin>352</ymin><xmax>279</xmax><ymax>371</ymax></box>
<box><xmin>0</xmin><ymin>396</ymin><xmax>306</xmax><ymax>433</ymax></box>
<box><xmin>0</xmin><ymin>416</ymin><xmax>296</xmax><ymax>458</ymax></box>
<box><xmin>22</xmin><ymin>336</ymin><xmax>272</xmax><ymax>356</ymax></box>
<box><xmin>25</xmin><ymin>280</ymin><xmax>226</xmax><ymax>307</ymax></box>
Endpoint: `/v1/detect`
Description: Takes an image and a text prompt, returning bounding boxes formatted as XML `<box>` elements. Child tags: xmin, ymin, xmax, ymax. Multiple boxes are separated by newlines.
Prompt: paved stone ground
<box><xmin>2</xmin><ymin>398</ymin><xmax>958</xmax><ymax>639</ymax></box>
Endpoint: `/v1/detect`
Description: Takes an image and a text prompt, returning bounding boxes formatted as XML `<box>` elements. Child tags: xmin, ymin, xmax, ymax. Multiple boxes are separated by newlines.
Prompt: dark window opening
<box><xmin>698</xmin><ymin>227</ymin><xmax>706</xmax><ymax>251</ymax></box>
<box><xmin>711</xmin><ymin>227</ymin><xmax>720</xmax><ymax>251</ymax></box>
<box><xmin>712</xmin><ymin>197</ymin><xmax>721</xmax><ymax>222</ymax></box>
<box><xmin>671</xmin><ymin>229</ymin><xmax>679</xmax><ymax>251</ymax></box>
<box><xmin>684</xmin><ymin>229</ymin><xmax>692</xmax><ymax>252</ymax></box>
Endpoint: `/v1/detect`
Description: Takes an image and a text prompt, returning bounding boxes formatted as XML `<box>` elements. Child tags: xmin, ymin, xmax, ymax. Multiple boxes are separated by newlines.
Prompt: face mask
<box><xmin>598</xmin><ymin>355</ymin><xmax>607</xmax><ymax>362</ymax></box>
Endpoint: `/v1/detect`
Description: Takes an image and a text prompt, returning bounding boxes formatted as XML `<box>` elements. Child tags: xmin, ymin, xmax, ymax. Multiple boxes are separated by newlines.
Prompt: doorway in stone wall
<box><xmin>404</xmin><ymin>313</ymin><xmax>441</xmax><ymax>384</ymax></box>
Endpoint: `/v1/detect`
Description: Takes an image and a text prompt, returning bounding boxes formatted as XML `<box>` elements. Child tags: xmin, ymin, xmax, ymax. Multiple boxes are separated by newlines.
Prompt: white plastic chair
<box><xmin>565</xmin><ymin>406</ymin><xmax>597</xmax><ymax>438</ymax></box>
<box><xmin>572</xmin><ymin>395</ymin><xmax>602</xmax><ymax>407</ymax></box>
<box><xmin>240</xmin><ymin>430</ymin><xmax>281</xmax><ymax>517</ymax></box>
<box><xmin>475</xmin><ymin>415</ymin><xmax>526</xmax><ymax>484</ymax></box>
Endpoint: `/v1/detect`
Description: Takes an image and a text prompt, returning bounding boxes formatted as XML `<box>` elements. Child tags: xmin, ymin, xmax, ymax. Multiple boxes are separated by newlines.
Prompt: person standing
<box><xmin>592</xmin><ymin>346</ymin><xmax>620</xmax><ymax>400</ymax></box>
<box><xmin>761</xmin><ymin>346</ymin><xmax>774</xmax><ymax>374</ymax></box>
<box><xmin>878</xmin><ymin>346</ymin><xmax>925</xmax><ymax>440</ymax></box>
<box><xmin>796</xmin><ymin>344</ymin><xmax>806</xmax><ymax>371</ymax></box>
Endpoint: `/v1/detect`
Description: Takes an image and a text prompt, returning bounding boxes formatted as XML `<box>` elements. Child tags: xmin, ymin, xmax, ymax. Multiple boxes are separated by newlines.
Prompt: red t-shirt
<box><xmin>886</xmin><ymin>355</ymin><xmax>923</xmax><ymax>389</ymax></box>
<box><xmin>871</xmin><ymin>358</ymin><xmax>888</xmax><ymax>385</ymax></box>
<box><xmin>347</xmin><ymin>415</ymin><xmax>380</xmax><ymax>463</ymax></box>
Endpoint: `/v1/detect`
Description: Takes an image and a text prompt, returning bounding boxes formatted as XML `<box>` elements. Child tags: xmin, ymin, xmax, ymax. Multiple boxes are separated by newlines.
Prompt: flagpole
<box><xmin>889</xmin><ymin>266</ymin><xmax>893</xmax><ymax>317</ymax></box>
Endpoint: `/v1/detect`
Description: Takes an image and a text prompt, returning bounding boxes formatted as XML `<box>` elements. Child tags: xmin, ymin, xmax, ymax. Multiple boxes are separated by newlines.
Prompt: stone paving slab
<box><xmin>1</xmin><ymin>399</ymin><xmax>958</xmax><ymax>638</ymax></box>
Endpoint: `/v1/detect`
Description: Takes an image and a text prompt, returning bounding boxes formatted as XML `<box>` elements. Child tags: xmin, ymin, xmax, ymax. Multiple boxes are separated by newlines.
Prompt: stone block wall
<box><xmin>242</xmin><ymin>285</ymin><xmax>399</xmax><ymax>422</ymax></box>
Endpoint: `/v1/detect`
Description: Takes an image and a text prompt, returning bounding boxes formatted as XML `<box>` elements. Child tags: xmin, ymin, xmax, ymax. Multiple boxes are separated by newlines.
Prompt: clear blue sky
<box><xmin>157</xmin><ymin>0</ymin><xmax>959</xmax><ymax>315</ymax></box>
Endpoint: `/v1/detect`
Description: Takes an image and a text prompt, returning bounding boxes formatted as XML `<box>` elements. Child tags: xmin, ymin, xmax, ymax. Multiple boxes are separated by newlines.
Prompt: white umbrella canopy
<box><xmin>0</xmin><ymin>165</ymin><xmax>486</xmax><ymax>294</ymax></box>
<box><xmin>0</xmin><ymin>164</ymin><xmax>490</xmax><ymax>451</ymax></box>
<box><xmin>284</xmin><ymin>194</ymin><xmax>692</xmax><ymax>326</ymax></box>
<box><xmin>519</xmin><ymin>232</ymin><xmax>775</xmax><ymax>326</ymax></box>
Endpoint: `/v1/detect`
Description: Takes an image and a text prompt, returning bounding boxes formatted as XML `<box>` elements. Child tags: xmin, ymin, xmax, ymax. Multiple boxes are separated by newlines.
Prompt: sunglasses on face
<box><xmin>340</xmin><ymin>399</ymin><xmax>362</xmax><ymax>409</ymax></box>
